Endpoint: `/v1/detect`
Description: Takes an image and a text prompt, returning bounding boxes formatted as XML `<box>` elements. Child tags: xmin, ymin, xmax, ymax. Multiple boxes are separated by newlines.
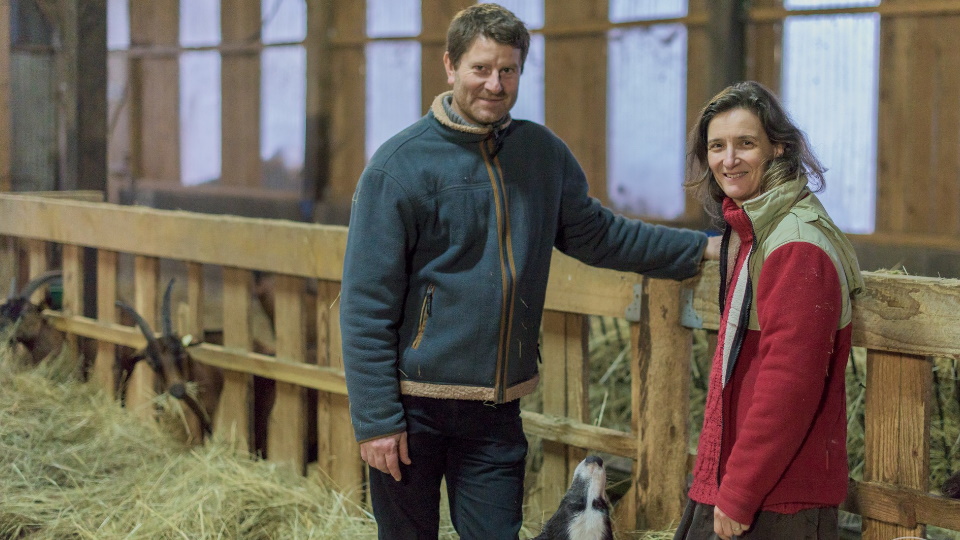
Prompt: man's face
<box><xmin>443</xmin><ymin>35</ymin><xmax>521</xmax><ymax>126</ymax></box>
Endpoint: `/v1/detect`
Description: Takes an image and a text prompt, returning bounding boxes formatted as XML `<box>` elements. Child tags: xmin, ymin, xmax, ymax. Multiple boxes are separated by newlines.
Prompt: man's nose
<box><xmin>485</xmin><ymin>73</ymin><xmax>503</xmax><ymax>93</ymax></box>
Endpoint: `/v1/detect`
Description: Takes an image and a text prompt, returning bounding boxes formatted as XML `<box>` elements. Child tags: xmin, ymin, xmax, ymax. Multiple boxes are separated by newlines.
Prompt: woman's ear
<box><xmin>774</xmin><ymin>144</ymin><xmax>785</xmax><ymax>158</ymax></box>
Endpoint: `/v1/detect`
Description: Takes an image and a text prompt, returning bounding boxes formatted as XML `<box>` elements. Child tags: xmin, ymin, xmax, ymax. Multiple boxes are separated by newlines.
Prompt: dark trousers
<box><xmin>368</xmin><ymin>395</ymin><xmax>528</xmax><ymax>540</ymax></box>
<box><xmin>673</xmin><ymin>500</ymin><xmax>839</xmax><ymax>540</ymax></box>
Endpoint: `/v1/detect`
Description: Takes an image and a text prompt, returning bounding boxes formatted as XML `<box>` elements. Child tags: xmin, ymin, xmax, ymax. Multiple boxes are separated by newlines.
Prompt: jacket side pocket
<box><xmin>411</xmin><ymin>284</ymin><xmax>435</xmax><ymax>350</ymax></box>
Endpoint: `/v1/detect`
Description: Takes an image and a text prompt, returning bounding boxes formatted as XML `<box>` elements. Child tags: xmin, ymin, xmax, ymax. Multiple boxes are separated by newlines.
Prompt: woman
<box><xmin>675</xmin><ymin>81</ymin><xmax>864</xmax><ymax>540</ymax></box>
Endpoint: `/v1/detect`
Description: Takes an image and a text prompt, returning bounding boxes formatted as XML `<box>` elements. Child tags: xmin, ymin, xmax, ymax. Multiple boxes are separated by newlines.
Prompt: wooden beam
<box><xmin>327</xmin><ymin>0</ymin><xmax>365</xmax><ymax>213</ymax></box>
<box><xmin>846</xmin><ymin>480</ymin><xmax>960</xmax><ymax>533</ymax></box>
<box><xmin>521</xmin><ymin>411</ymin><xmax>637</xmax><ymax>458</ymax></box>
<box><xmin>0</xmin><ymin>0</ymin><xmax>10</xmax><ymax>191</ymax></box>
<box><xmin>420</xmin><ymin>0</ymin><xmax>473</xmax><ymax>110</ymax></box>
<box><xmin>220</xmin><ymin>0</ymin><xmax>261</xmax><ymax>188</ymax></box>
<box><xmin>129</xmin><ymin>0</ymin><xmax>180</xmax><ymax>183</ymax></box>
<box><xmin>544</xmin><ymin>0</ymin><xmax>607</xmax><ymax>201</ymax></box>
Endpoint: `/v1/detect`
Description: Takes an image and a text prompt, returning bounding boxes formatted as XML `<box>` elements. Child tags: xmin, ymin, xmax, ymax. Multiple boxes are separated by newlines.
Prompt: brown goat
<box><xmin>1</xmin><ymin>271</ymin><xmax>67</xmax><ymax>365</ymax></box>
<box><xmin>116</xmin><ymin>279</ymin><xmax>223</xmax><ymax>442</ymax></box>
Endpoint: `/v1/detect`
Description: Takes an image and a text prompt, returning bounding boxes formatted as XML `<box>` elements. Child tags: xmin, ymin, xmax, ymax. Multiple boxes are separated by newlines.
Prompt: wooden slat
<box><xmin>689</xmin><ymin>262</ymin><xmax>960</xmax><ymax>356</ymax></box>
<box><xmin>60</xmin><ymin>244</ymin><xmax>83</xmax><ymax>360</ymax></box>
<box><xmin>125</xmin><ymin>255</ymin><xmax>159</xmax><ymax>422</ymax></box>
<box><xmin>846</xmin><ymin>480</ymin><xmax>960</xmax><ymax>533</ymax></box>
<box><xmin>539</xmin><ymin>311</ymin><xmax>589</xmax><ymax>514</ymax></box>
<box><xmin>25</xmin><ymin>240</ymin><xmax>48</xmax><ymax>302</ymax></box>
<box><xmin>315</xmin><ymin>280</ymin><xmax>362</xmax><ymax>495</ymax></box>
<box><xmin>93</xmin><ymin>250</ymin><xmax>118</xmax><ymax>396</ymax></box>
<box><xmin>632</xmin><ymin>278</ymin><xmax>691</xmax><ymax>530</ymax></box>
<box><xmin>520</xmin><ymin>411</ymin><xmax>637</xmax><ymax>458</ymax></box>
<box><xmin>862</xmin><ymin>351</ymin><xmax>931</xmax><ymax>540</ymax></box>
<box><xmin>217</xmin><ymin>267</ymin><xmax>253</xmax><ymax>449</ymax></box>
<box><xmin>268</xmin><ymin>274</ymin><xmax>308</xmax><ymax>473</ymax></box>
<box><xmin>0</xmin><ymin>195</ymin><xmax>348</xmax><ymax>279</ymax></box>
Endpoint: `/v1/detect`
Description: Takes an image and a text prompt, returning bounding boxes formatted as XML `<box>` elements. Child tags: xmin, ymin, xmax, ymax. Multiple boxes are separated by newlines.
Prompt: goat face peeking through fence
<box><xmin>1</xmin><ymin>271</ymin><xmax>66</xmax><ymax>364</ymax></box>
<box><xmin>116</xmin><ymin>279</ymin><xmax>223</xmax><ymax>441</ymax></box>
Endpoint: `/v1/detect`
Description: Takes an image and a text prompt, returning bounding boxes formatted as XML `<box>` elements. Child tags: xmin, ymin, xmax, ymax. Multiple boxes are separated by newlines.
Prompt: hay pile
<box><xmin>0</xmin><ymin>344</ymin><xmax>380</xmax><ymax>539</ymax></box>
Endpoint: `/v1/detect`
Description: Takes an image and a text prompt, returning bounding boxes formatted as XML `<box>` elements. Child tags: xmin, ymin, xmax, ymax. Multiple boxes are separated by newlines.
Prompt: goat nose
<box><xmin>586</xmin><ymin>456</ymin><xmax>603</xmax><ymax>467</ymax></box>
<box><xmin>169</xmin><ymin>383</ymin><xmax>187</xmax><ymax>399</ymax></box>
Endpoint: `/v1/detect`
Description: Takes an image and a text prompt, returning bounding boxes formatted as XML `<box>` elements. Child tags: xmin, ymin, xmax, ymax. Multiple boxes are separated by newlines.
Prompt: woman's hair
<box><xmin>446</xmin><ymin>3</ymin><xmax>530</xmax><ymax>73</ymax></box>
<box><xmin>684</xmin><ymin>81</ymin><xmax>825</xmax><ymax>219</ymax></box>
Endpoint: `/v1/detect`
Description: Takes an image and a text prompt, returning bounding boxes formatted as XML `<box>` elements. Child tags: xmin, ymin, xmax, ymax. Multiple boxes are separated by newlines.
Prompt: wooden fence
<box><xmin>1</xmin><ymin>192</ymin><xmax>959</xmax><ymax>538</ymax></box>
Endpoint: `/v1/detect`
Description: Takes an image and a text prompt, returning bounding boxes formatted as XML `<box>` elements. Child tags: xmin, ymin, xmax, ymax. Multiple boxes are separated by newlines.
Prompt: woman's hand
<box><xmin>714</xmin><ymin>505</ymin><xmax>750</xmax><ymax>539</ymax></box>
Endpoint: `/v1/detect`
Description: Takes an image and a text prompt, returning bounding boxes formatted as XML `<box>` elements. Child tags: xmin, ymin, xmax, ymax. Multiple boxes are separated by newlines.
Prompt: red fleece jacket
<box><xmin>688</xmin><ymin>203</ymin><xmax>850</xmax><ymax>525</ymax></box>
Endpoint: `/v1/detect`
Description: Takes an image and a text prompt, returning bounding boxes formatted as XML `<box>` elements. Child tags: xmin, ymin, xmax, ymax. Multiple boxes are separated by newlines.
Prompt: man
<box><xmin>340</xmin><ymin>4</ymin><xmax>721</xmax><ymax>539</ymax></box>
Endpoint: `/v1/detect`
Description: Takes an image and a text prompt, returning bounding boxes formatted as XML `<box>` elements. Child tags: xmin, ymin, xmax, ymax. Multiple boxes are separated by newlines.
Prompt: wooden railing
<box><xmin>1</xmin><ymin>192</ymin><xmax>959</xmax><ymax>537</ymax></box>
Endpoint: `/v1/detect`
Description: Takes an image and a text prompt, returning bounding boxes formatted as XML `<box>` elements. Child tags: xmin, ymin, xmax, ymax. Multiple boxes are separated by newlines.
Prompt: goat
<box><xmin>116</xmin><ymin>278</ymin><xmax>223</xmax><ymax>441</ymax></box>
<box><xmin>0</xmin><ymin>271</ymin><xmax>67</xmax><ymax>365</ymax></box>
<box><xmin>943</xmin><ymin>470</ymin><xmax>960</xmax><ymax>499</ymax></box>
<box><xmin>533</xmin><ymin>455</ymin><xmax>614</xmax><ymax>540</ymax></box>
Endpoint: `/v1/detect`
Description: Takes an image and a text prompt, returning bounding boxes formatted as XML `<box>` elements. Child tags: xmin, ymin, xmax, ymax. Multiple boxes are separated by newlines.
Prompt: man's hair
<box><xmin>685</xmin><ymin>80</ymin><xmax>826</xmax><ymax>220</ymax></box>
<box><xmin>446</xmin><ymin>3</ymin><xmax>530</xmax><ymax>72</ymax></box>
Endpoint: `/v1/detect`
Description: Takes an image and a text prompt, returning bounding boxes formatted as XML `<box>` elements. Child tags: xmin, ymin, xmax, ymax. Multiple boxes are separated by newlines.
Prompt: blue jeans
<box><xmin>368</xmin><ymin>395</ymin><xmax>528</xmax><ymax>540</ymax></box>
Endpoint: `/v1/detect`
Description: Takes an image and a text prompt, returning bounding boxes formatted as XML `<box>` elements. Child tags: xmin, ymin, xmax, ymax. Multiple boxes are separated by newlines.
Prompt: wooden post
<box><xmin>129</xmin><ymin>0</ymin><xmax>180</xmax><ymax>183</ymax></box>
<box><xmin>315</xmin><ymin>280</ymin><xmax>363</xmax><ymax>499</ymax></box>
<box><xmin>862</xmin><ymin>351</ymin><xmax>931</xmax><ymax>539</ymax></box>
<box><xmin>0</xmin><ymin>0</ymin><xmax>10</xmax><ymax>191</ymax></box>
<box><xmin>539</xmin><ymin>311</ymin><xmax>589</xmax><ymax>517</ymax></box>
<box><xmin>220</xmin><ymin>0</ymin><xmax>261</xmax><ymax>188</ymax></box>
<box><xmin>126</xmin><ymin>255</ymin><xmax>159</xmax><ymax>422</ymax></box>
<box><xmin>304</xmin><ymin>0</ymin><xmax>330</xmax><ymax>211</ymax></box>
<box><xmin>544</xmin><ymin>0</ymin><xmax>608</xmax><ymax>201</ymax></box>
<box><xmin>93</xmin><ymin>249</ymin><xmax>118</xmax><ymax>395</ymax></box>
<box><xmin>630</xmin><ymin>278</ymin><xmax>691</xmax><ymax>530</ymax></box>
<box><xmin>327</xmin><ymin>0</ymin><xmax>366</xmax><ymax>214</ymax></box>
<box><xmin>268</xmin><ymin>274</ymin><xmax>308</xmax><ymax>473</ymax></box>
<box><xmin>217</xmin><ymin>266</ymin><xmax>253</xmax><ymax>450</ymax></box>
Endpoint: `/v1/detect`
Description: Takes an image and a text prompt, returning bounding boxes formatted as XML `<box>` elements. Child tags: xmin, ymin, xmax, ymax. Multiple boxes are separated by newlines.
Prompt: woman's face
<box><xmin>706</xmin><ymin>108</ymin><xmax>782</xmax><ymax>207</ymax></box>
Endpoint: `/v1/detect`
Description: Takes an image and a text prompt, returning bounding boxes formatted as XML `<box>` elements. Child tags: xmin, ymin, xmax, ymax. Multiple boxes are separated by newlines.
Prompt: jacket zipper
<box><xmin>482</xmin><ymin>139</ymin><xmax>516</xmax><ymax>402</ymax></box>
<box><xmin>411</xmin><ymin>284</ymin><xmax>434</xmax><ymax>350</ymax></box>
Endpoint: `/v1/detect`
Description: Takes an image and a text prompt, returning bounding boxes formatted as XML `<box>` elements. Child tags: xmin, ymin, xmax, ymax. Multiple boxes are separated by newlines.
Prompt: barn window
<box><xmin>179</xmin><ymin>0</ymin><xmax>222</xmax><ymax>186</ymax></box>
<box><xmin>607</xmin><ymin>1</ymin><xmax>688</xmax><ymax>219</ymax></box>
<box><xmin>365</xmin><ymin>0</ymin><xmax>422</xmax><ymax>161</ymax></box>
<box><xmin>782</xmin><ymin>0</ymin><xmax>880</xmax><ymax>233</ymax></box>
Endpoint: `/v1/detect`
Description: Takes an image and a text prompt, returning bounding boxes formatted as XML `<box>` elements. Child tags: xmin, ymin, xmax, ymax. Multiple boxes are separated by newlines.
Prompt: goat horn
<box><xmin>161</xmin><ymin>278</ymin><xmax>175</xmax><ymax>338</ymax></box>
<box><xmin>115</xmin><ymin>300</ymin><xmax>164</xmax><ymax>372</ymax></box>
<box><xmin>18</xmin><ymin>270</ymin><xmax>62</xmax><ymax>301</ymax></box>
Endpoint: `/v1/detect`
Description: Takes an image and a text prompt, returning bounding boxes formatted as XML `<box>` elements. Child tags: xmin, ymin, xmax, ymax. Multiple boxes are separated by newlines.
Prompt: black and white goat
<box><xmin>533</xmin><ymin>455</ymin><xmax>614</xmax><ymax>540</ymax></box>
<box><xmin>116</xmin><ymin>278</ymin><xmax>223</xmax><ymax>441</ymax></box>
<box><xmin>0</xmin><ymin>271</ymin><xmax>66</xmax><ymax>364</ymax></box>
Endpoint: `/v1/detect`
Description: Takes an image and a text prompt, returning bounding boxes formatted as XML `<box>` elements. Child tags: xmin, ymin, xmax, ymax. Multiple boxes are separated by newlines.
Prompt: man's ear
<box><xmin>443</xmin><ymin>52</ymin><xmax>456</xmax><ymax>86</ymax></box>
